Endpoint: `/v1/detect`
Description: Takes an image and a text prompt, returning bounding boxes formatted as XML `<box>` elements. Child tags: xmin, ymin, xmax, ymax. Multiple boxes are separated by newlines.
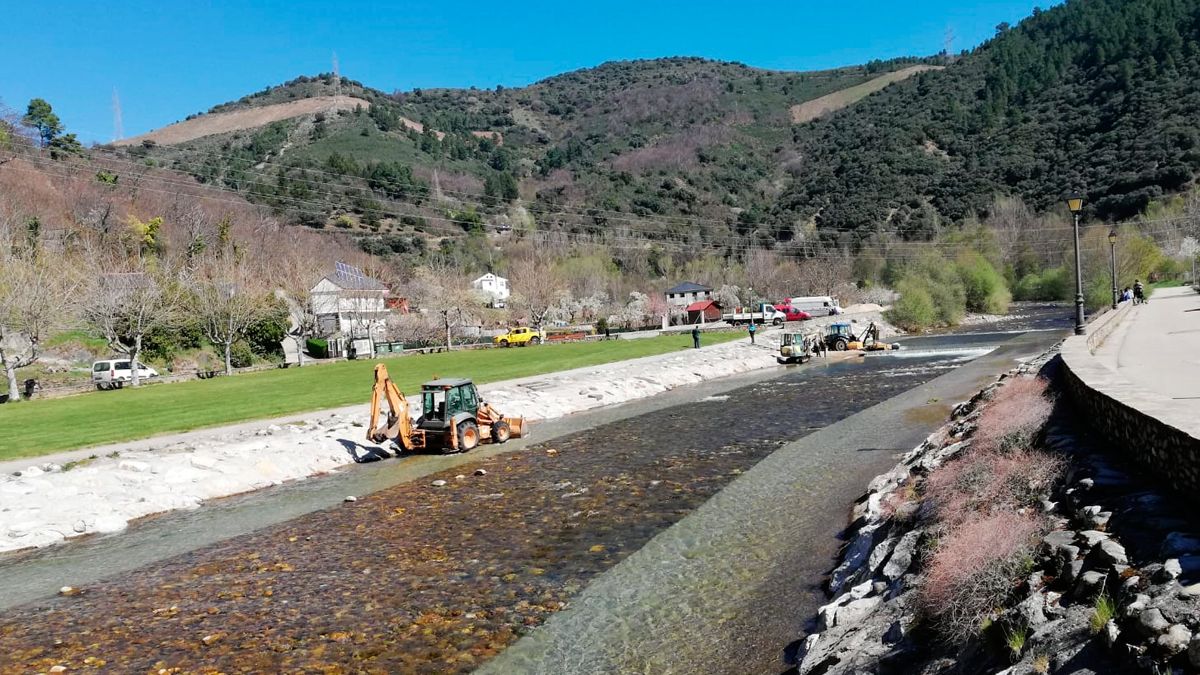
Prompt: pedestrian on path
<box><xmin>748</xmin><ymin>321</ymin><xmax>757</xmax><ymax>345</ymax></box>
<box><xmin>692</xmin><ymin>325</ymin><xmax>701</xmax><ymax>349</ymax></box>
<box><xmin>1134</xmin><ymin>279</ymin><xmax>1146</xmax><ymax>305</ymax></box>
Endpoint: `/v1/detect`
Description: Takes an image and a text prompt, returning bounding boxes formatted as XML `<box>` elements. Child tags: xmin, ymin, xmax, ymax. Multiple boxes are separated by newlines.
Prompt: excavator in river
<box><xmin>367</xmin><ymin>364</ymin><xmax>528</xmax><ymax>454</ymax></box>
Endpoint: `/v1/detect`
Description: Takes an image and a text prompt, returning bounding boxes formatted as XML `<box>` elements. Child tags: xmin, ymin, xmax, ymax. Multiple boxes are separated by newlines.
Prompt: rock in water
<box><xmin>344</xmin><ymin>496</ymin><xmax>357</xmax><ymax>502</ymax></box>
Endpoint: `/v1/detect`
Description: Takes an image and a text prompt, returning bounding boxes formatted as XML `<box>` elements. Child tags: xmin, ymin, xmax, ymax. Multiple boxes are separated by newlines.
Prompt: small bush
<box><xmin>919</xmin><ymin>512</ymin><xmax>1045</xmax><ymax>642</ymax></box>
<box><xmin>923</xmin><ymin>448</ymin><xmax>1064</xmax><ymax>529</ymax></box>
<box><xmin>1004</xmin><ymin>624</ymin><xmax>1027</xmax><ymax>661</ymax></box>
<box><xmin>1090</xmin><ymin>594</ymin><xmax>1116</xmax><ymax>634</ymax></box>
<box><xmin>973</xmin><ymin>376</ymin><xmax>1055</xmax><ymax>454</ymax></box>
<box><xmin>229</xmin><ymin>341</ymin><xmax>255</xmax><ymax>369</ymax></box>
<box><xmin>956</xmin><ymin>251</ymin><xmax>1011</xmax><ymax>314</ymax></box>
<box><xmin>305</xmin><ymin>338</ymin><xmax>329</xmax><ymax>359</ymax></box>
<box><xmin>887</xmin><ymin>277</ymin><xmax>937</xmax><ymax>330</ymax></box>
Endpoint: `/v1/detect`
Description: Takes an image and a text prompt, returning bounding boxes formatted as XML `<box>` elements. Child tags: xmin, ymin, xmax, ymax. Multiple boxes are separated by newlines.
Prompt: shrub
<box><xmin>919</xmin><ymin>512</ymin><xmax>1044</xmax><ymax>643</ymax></box>
<box><xmin>1014</xmin><ymin>267</ymin><xmax>1070</xmax><ymax>301</ymax></box>
<box><xmin>887</xmin><ymin>277</ymin><xmax>937</xmax><ymax>331</ymax></box>
<box><xmin>923</xmin><ymin>447</ymin><xmax>1064</xmax><ymax>529</ymax></box>
<box><xmin>305</xmin><ymin>338</ymin><xmax>329</xmax><ymax>359</ymax></box>
<box><xmin>972</xmin><ymin>376</ymin><xmax>1055</xmax><ymax>454</ymax></box>
<box><xmin>956</xmin><ymin>251</ymin><xmax>1011</xmax><ymax>314</ymax></box>
<box><xmin>245</xmin><ymin>307</ymin><xmax>289</xmax><ymax>358</ymax></box>
<box><xmin>229</xmin><ymin>341</ymin><xmax>255</xmax><ymax>369</ymax></box>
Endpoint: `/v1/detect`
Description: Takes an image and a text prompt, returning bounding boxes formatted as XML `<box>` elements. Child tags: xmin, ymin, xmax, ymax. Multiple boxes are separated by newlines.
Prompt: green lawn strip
<box><xmin>0</xmin><ymin>332</ymin><xmax>745</xmax><ymax>460</ymax></box>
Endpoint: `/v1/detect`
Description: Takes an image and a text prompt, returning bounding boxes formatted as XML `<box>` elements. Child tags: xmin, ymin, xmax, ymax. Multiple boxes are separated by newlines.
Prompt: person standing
<box><xmin>748</xmin><ymin>321</ymin><xmax>757</xmax><ymax>345</ymax></box>
<box><xmin>692</xmin><ymin>325</ymin><xmax>701</xmax><ymax>349</ymax></box>
<box><xmin>1134</xmin><ymin>279</ymin><xmax>1146</xmax><ymax>305</ymax></box>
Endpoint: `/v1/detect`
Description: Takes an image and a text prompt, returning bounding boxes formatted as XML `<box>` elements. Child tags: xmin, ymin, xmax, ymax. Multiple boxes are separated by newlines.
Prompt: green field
<box><xmin>0</xmin><ymin>333</ymin><xmax>743</xmax><ymax>460</ymax></box>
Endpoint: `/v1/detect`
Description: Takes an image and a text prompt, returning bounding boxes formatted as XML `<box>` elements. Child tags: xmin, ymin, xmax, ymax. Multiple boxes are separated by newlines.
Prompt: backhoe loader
<box><xmin>367</xmin><ymin>364</ymin><xmax>528</xmax><ymax>453</ymax></box>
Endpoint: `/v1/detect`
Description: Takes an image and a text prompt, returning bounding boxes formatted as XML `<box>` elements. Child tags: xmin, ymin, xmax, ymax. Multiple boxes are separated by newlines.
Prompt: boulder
<box><xmin>1188</xmin><ymin>632</ymin><xmax>1200</xmax><ymax>668</ymax></box>
<box><xmin>1014</xmin><ymin>592</ymin><xmax>1049</xmax><ymax>630</ymax></box>
<box><xmin>882</xmin><ymin>529</ymin><xmax>921</xmax><ymax>581</ymax></box>
<box><xmin>1157</xmin><ymin>623</ymin><xmax>1192</xmax><ymax>657</ymax></box>
<box><xmin>1162</xmin><ymin>558</ymin><xmax>1183</xmax><ymax>581</ymax></box>
<box><xmin>1092</xmin><ymin>539</ymin><xmax>1128</xmax><ymax>568</ymax></box>
<box><xmin>1138</xmin><ymin>608</ymin><xmax>1170</xmax><ymax>637</ymax></box>
<box><xmin>1073</xmin><ymin>570</ymin><xmax>1106</xmax><ymax>600</ymax></box>
<box><xmin>1076</xmin><ymin>530</ymin><xmax>1109</xmax><ymax>548</ymax></box>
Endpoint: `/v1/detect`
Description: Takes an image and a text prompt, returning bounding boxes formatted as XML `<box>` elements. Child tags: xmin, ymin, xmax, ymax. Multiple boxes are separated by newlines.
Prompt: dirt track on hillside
<box><xmin>789</xmin><ymin>65</ymin><xmax>943</xmax><ymax>124</ymax></box>
<box><xmin>114</xmin><ymin>96</ymin><xmax>372</xmax><ymax>146</ymax></box>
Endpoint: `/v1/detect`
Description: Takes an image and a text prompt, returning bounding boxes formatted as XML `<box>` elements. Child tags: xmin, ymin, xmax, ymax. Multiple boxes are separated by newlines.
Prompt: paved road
<box><xmin>1095</xmin><ymin>286</ymin><xmax>1200</xmax><ymax>401</ymax></box>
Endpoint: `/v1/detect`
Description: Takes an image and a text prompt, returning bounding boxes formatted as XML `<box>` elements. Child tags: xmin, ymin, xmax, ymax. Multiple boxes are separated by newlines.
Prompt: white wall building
<box><xmin>664</xmin><ymin>281</ymin><xmax>713</xmax><ymax>309</ymax></box>
<box><xmin>472</xmin><ymin>272</ymin><xmax>510</xmax><ymax>307</ymax></box>
<box><xmin>310</xmin><ymin>268</ymin><xmax>390</xmax><ymax>346</ymax></box>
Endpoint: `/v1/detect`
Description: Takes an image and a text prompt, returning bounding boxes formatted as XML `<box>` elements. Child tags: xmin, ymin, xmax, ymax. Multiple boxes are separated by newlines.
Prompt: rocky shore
<box><xmin>796</xmin><ymin>349</ymin><xmax>1200</xmax><ymax>674</ymax></box>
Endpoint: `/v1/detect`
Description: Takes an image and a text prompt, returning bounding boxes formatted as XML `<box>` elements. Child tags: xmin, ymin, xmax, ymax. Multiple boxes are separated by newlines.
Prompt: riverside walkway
<box><xmin>1094</xmin><ymin>285</ymin><xmax>1200</xmax><ymax>404</ymax></box>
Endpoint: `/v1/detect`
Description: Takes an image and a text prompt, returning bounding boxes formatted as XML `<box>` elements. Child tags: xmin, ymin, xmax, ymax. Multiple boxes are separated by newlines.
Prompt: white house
<box><xmin>472</xmin><ymin>272</ymin><xmax>510</xmax><ymax>307</ymax></box>
<box><xmin>664</xmin><ymin>281</ymin><xmax>713</xmax><ymax>309</ymax></box>
<box><xmin>310</xmin><ymin>265</ymin><xmax>390</xmax><ymax>354</ymax></box>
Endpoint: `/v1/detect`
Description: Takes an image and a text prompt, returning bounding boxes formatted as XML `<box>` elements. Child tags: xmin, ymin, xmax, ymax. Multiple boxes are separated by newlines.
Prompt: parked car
<box><xmin>493</xmin><ymin>327</ymin><xmax>546</xmax><ymax>347</ymax></box>
<box><xmin>92</xmin><ymin>359</ymin><xmax>159</xmax><ymax>390</ymax></box>
<box><xmin>772</xmin><ymin>304</ymin><xmax>813</xmax><ymax>322</ymax></box>
<box><xmin>780</xmin><ymin>295</ymin><xmax>842</xmax><ymax>316</ymax></box>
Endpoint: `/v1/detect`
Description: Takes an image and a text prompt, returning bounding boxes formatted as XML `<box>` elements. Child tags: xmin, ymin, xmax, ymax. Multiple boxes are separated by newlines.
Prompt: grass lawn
<box><xmin>0</xmin><ymin>332</ymin><xmax>744</xmax><ymax>460</ymax></box>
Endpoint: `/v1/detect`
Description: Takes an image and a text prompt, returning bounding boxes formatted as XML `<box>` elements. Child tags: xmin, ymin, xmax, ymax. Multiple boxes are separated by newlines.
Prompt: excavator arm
<box><xmin>367</xmin><ymin>364</ymin><xmax>425</xmax><ymax>451</ymax></box>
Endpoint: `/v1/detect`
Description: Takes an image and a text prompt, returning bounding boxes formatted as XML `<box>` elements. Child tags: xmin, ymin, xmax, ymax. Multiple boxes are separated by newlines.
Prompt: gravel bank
<box><xmin>0</xmin><ymin>336</ymin><xmax>786</xmax><ymax>554</ymax></box>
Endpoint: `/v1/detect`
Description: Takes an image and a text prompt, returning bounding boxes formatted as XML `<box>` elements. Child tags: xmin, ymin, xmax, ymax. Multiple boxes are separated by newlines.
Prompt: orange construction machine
<box><xmin>367</xmin><ymin>364</ymin><xmax>528</xmax><ymax>453</ymax></box>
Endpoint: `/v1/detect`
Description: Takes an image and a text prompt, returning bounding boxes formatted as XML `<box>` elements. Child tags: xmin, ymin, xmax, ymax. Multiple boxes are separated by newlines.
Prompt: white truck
<box><xmin>782</xmin><ymin>295</ymin><xmax>842</xmax><ymax>316</ymax></box>
<box><xmin>721</xmin><ymin>303</ymin><xmax>787</xmax><ymax>326</ymax></box>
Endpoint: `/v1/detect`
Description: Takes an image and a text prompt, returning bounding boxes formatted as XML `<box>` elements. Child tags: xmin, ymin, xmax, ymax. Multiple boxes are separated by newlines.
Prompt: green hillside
<box><xmin>116</xmin><ymin>57</ymin><xmax>935</xmax><ymax>245</ymax></box>
<box><xmin>777</xmin><ymin>0</ymin><xmax>1200</xmax><ymax>241</ymax></box>
<box><xmin>111</xmin><ymin>0</ymin><xmax>1200</xmax><ymax>251</ymax></box>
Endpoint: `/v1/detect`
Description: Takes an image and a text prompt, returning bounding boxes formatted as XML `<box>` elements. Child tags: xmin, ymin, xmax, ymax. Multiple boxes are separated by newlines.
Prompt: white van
<box><xmin>783</xmin><ymin>296</ymin><xmax>842</xmax><ymax>316</ymax></box>
<box><xmin>92</xmin><ymin>359</ymin><xmax>159</xmax><ymax>390</ymax></box>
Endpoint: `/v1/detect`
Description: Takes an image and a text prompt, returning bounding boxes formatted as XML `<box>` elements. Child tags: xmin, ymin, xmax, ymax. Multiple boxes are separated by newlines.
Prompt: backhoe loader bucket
<box><xmin>505</xmin><ymin>416</ymin><xmax>527</xmax><ymax>439</ymax></box>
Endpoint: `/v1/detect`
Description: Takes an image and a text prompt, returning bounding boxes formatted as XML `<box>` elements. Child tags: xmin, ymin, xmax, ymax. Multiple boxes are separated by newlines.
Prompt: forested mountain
<box><xmin>109</xmin><ymin>0</ymin><xmax>1200</xmax><ymax>251</ymax></box>
<box><xmin>113</xmin><ymin>57</ymin><xmax>935</xmax><ymax>246</ymax></box>
<box><xmin>780</xmin><ymin>0</ymin><xmax>1200</xmax><ymax>242</ymax></box>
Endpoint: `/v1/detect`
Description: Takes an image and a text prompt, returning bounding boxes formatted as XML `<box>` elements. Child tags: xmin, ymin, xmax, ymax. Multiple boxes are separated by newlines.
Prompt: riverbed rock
<box><xmin>1138</xmin><ymin>608</ymin><xmax>1170</xmax><ymax>637</ymax></box>
<box><xmin>882</xmin><ymin>529</ymin><xmax>921</xmax><ymax>581</ymax></box>
<box><xmin>1091</xmin><ymin>539</ymin><xmax>1128</xmax><ymax>567</ymax></box>
<box><xmin>1163</xmin><ymin>533</ymin><xmax>1200</xmax><ymax>558</ymax></box>
<box><xmin>1158</xmin><ymin>623</ymin><xmax>1192</xmax><ymax>657</ymax></box>
<box><xmin>431</xmin><ymin>480</ymin><xmax>447</xmax><ymax>487</ymax></box>
<box><xmin>1076</xmin><ymin>530</ymin><xmax>1109</xmax><ymax>548</ymax></box>
<box><xmin>1163</xmin><ymin>558</ymin><xmax>1183</xmax><ymax>581</ymax></box>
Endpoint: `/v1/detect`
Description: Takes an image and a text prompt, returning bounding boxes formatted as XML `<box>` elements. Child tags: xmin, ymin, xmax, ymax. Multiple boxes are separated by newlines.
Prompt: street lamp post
<box><xmin>1108</xmin><ymin>229</ymin><xmax>1119</xmax><ymax>310</ymax></box>
<box><xmin>1068</xmin><ymin>195</ymin><xmax>1086</xmax><ymax>335</ymax></box>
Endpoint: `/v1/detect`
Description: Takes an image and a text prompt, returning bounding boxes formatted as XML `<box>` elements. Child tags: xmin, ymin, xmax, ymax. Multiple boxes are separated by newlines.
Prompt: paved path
<box><xmin>1094</xmin><ymin>286</ymin><xmax>1200</xmax><ymax>402</ymax></box>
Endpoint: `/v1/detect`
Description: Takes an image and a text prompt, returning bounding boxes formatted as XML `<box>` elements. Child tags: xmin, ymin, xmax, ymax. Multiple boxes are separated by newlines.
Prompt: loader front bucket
<box><xmin>506</xmin><ymin>416</ymin><xmax>528</xmax><ymax>439</ymax></box>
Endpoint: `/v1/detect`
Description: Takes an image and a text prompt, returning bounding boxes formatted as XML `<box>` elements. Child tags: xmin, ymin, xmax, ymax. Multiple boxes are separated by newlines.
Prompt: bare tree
<box><xmin>509</xmin><ymin>256</ymin><xmax>565</xmax><ymax>329</ymax></box>
<box><xmin>0</xmin><ymin>250</ymin><xmax>77</xmax><ymax>401</ymax></box>
<box><xmin>192</xmin><ymin>251</ymin><xmax>269</xmax><ymax>375</ymax></box>
<box><xmin>84</xmin><ymin>257</ymin><xmax>180</xmax><ymax>387</ymax></box>
<box><xmin>271</xmin><ymin>247</ymin><xmax>326</xmax><ymax>367</ymax></box>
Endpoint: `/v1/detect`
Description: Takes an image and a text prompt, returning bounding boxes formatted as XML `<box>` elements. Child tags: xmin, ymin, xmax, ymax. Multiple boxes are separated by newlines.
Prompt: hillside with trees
<box><xmin>779</xmin><ymin>0</ymin><xmax>1200</xmax><ymax>242</ymax></box>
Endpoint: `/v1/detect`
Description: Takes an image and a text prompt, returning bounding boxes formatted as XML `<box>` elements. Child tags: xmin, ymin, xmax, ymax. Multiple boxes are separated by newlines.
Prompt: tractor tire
<box><xmin>834</xmin><ymin>338</ymin><xmax>849</xmax><ymax>351</ymax></box>
<box><xmin>492</xmin><ymin>420</ymin><xmax>511</xmax><ymax>444</ymax></box>
<box><xmin>499</xmin><ymin>339</ymin><xmax>509</xmax><ymax>348</ymax></box>
<box><xmin>457</xmin><ymin>420</ymin><xmax>480</xmax><ymax>452</ymax></box>
<box><xmin>530</xmin><ymin>336</ymin><xmax>541</xmax><ymax>345</ymax></box>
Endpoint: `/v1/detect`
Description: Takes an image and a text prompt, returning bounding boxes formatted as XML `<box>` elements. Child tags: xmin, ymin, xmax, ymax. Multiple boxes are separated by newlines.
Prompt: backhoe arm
<box><xmin>368</xmin><ymin>364</ymin><xmax>424</xmax><ymax>451</ymax></box>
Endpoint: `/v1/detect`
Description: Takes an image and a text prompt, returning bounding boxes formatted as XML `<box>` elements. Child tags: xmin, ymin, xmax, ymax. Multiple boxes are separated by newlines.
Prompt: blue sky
<box><xmin>3</xmin><ymin>1</ymin><xmax>1053</xmax><ymax>143</ymax></box>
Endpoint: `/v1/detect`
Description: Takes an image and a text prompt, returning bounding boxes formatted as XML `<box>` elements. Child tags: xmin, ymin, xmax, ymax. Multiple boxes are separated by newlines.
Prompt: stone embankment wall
<box><xmin>1059</xmin><ymin>306</ymin><xmax>1200</xmax><ymax>505</ymax></box>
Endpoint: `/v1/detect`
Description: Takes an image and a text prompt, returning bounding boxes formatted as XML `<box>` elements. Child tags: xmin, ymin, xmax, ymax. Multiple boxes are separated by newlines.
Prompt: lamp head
<box><xmin>1067</xmin><ymin>194</ymin><xmax>1084</xmax><ymax>213</ymax></box>
<box><xmin>1108</xmin><ymin>229</ymin><xmax>1118</xmax><ymax>245</ymax></box>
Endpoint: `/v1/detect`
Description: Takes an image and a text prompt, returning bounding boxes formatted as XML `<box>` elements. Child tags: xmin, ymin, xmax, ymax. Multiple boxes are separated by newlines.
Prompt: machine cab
<box><xmin>826</xmin><ymin>323</ymin><xmax>852</xmax><ymax>338</ymax></box>
<box><xmin>419</xmin><ymin>378</ymin><xmax>480</xmax><ymax>430</ymax></box>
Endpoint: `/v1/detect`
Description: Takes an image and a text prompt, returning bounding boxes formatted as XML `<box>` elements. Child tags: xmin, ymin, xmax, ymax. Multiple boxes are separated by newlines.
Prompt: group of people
<box><xmin>1120</xmin><ymin>279</ymin><xmax>1148</xmax><ymax>305</ymax></box>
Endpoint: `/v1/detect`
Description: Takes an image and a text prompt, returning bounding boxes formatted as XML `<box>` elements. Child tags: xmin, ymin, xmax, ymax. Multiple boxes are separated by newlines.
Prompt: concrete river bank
<box><xmin>0</xmin><ymin>310</ymin><xmax>1068</xmax><ymax>673</ymax></box>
